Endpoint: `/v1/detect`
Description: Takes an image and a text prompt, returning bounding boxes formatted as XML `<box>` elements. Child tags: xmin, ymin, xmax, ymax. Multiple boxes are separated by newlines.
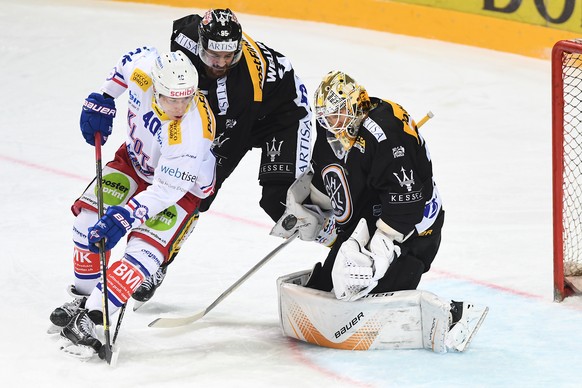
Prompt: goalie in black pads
<box><xmin>132</xmin><ymin>8</ymin><xmax>312</xmax><ymax>306</ymax></box>
<box><xmin>272</xmin><ymin>71</ymin><xmax>488</xmax><ymax>352</ymax></box>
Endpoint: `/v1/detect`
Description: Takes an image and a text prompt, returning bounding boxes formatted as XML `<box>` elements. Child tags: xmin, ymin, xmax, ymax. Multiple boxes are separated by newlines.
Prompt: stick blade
<box><xmin>132</xmin><ymin>300</ymin><xmax>146</xmax><ymax>312</ymax></box>
<box><xmin>148</xmin><ymin>309</ymin><xmax>206</xmax><ymax>328</ymax></box>
<box><xmin>108</xmin><ymin>344</ymin><xmax>121</xmax><ymax>367</ymax></box>
<box><xmin>98</xmin><ymin>343</ymin><xmax>120</xmax><ymax>366</ymax></box>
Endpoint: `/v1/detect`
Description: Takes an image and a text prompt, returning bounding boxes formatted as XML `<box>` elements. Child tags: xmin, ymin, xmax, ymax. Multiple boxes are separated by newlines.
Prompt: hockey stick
<box><xmin>148</xmin><ymin>230</ymin><xmax>300</xmax><ymax>328</ymax></box>
<box><xmin>94</xmin><ymin>134</ymin><xmax>115</xmax><ymax>365</ymax></box>
<box><xmin>416</xmin><ymin>111</ymin><xmax>434</xmax><ymax>129</ymax></box>
<box><xmin>112</xmin><ymin>303</ymin><xmax>126</xmax><ymax>345</ymax></box>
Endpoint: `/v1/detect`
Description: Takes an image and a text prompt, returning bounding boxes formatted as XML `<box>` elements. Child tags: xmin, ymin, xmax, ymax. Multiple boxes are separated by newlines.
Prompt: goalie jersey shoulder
<box><xmin>361</xmin><ymin>98</ymin><xmax>420</xmax><ymax>146</ymax></box>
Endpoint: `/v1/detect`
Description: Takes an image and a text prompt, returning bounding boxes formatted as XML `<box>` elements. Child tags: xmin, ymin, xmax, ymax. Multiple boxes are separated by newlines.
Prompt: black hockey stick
<box><xmin>94</xmin><ymin>134</ymin><xmax>115</xmax><ymax>364</ymax></box>
<box><xmin>148</xmin><ymin>230</ymin><xmax>299</xmax><ymax>328</ymax></box>
<box><xmin>112</xmin><ymin>303</ymin><xmax>126</xmax><ymax>345</ymax></box>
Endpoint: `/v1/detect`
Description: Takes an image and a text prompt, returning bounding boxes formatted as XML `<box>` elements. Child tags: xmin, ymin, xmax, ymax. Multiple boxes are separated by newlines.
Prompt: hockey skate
<box><xmin>446</xmin><ymin>301</ymin><xmax>489</xmax><ymax>352</ymax></box>
<box><xmin>47</xmin><ymin>285</ymin><xmax>87</xmax><ymax>334</ymax></box>
<box><xmin>58</xmin><ymin>309</ymin><xmax>102</xmax><ymax>361</ymax></box>
<box><xmin>132</xmin><ymin>265</ymin><xmax>167</xmax><ymax>311</ymax></box>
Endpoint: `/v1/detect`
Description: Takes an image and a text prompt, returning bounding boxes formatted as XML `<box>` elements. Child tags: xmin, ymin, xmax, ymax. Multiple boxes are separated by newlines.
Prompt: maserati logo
<box><xmin>394</xmin><ymin>167</ymin><xmax>414</xmax><ymax>192</ymax></box>
<box><xmin>212</xmin><ymin>133</ymin><xmax>230</xmax><ymax>150</ymax></box>
<box><xmin>266</xmin><ymin>137</ymin><xmax>283</xmax><ymax>162</ymax></box>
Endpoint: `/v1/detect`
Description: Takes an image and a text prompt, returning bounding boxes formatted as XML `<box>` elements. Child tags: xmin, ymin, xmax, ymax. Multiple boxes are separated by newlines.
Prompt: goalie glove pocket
<box><xmin>270</xmin><ymin>204</ymin><xmax>326</xmax><ymax>241</ymax></box>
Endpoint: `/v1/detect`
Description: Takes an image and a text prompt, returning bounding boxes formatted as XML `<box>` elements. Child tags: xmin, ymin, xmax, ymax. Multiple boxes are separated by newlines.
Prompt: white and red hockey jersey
<box><xmin>101</xmin><ymin>46</ymin><xmax>216</xmax><ymax>226</ymax></box>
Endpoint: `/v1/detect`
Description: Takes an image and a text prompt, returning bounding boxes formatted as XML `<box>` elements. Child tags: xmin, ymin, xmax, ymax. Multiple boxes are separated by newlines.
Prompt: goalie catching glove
<box><xmin>332</xmin><ymin>218</ymin><xmax>401</xmax><ymax>301</ymax></box>
<box><xmin>270</xmin><ymin>171</ymin><xmax>337</xmax><ymax>246</ymax></box>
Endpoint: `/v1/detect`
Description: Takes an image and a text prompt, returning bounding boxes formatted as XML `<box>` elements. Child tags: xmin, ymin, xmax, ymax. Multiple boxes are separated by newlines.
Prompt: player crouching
<box><xmin>272</xmin><ymin>70</ymin><xmax>488</xmax><ymax>352</ymax></box>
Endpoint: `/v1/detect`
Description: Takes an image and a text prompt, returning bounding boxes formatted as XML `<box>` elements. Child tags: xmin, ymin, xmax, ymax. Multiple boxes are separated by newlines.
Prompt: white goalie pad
<box><xmin>277</xmin><ymin>270</ymin><xmax>454</xmax><ymax>352</ymax></box>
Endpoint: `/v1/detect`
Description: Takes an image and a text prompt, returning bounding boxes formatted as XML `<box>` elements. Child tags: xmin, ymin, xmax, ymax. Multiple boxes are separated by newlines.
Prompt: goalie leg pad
<box><xmin>278</xmin><ymin>271</ymin><xmax>452</xmax><ymax>352</ymax></box>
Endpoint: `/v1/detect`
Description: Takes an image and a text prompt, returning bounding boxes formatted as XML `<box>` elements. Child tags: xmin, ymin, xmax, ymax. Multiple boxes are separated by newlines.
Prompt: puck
<box><xmin>282</xmin><ymin>214</ymin><xmax>297</xmax><ymax>230</ymax></box>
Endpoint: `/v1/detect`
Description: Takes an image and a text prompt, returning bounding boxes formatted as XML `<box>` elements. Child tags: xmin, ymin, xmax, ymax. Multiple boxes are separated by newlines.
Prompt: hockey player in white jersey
<box><xmin>49</xmin><ymin>48</ymin><xmax>216</xmax><ymax>359</ymax></box>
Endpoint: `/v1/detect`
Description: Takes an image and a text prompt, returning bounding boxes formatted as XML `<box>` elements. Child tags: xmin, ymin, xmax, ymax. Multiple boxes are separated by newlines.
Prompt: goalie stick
<box><xmin>148</xmin><ymin>230</ymin><xmax>299</xmax><ymax>328</ymax></box>
<box><xmin>148</xmin><ymin>111</ymin><xmax>432</xmax><ymax>329</ymax></box>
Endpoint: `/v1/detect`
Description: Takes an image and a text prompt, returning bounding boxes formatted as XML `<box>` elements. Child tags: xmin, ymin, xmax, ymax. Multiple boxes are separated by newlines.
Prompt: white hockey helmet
<box><xmin>151</xmin><ymin>50</ymin><xmax>198</xmax><ymax>103</ymax></box>
<box><xmin>314</xmin><ymin>71</ymin><xmax>371</xmax><ymax>158</ymax></box>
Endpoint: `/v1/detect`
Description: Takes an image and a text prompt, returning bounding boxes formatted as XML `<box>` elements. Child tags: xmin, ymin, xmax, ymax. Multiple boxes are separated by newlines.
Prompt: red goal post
<box><xmin>553</xmin><ymin>39</ymin><xmax>582</xmax><ymax>301</ymax></box>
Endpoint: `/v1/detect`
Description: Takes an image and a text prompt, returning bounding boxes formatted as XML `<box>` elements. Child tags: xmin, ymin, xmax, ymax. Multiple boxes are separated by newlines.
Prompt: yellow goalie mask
<box><xmin>314</xmin><ymin>71</ymin><xmax>371</xmax><ymax>158</ymax></box>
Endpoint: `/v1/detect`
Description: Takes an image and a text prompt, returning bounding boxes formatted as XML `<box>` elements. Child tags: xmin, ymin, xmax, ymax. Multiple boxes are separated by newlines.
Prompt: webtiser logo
<box><xmin>159</xmin><ymin>165</ymin><xmax>197</xmax><ymax>183</ymax></box>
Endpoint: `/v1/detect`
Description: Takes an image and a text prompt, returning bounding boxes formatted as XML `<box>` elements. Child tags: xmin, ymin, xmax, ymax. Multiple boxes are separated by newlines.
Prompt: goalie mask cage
<box><xmin>553</xmin><ymin>39</ymin><xmax>582</xmax><ymax>301</ymax></box>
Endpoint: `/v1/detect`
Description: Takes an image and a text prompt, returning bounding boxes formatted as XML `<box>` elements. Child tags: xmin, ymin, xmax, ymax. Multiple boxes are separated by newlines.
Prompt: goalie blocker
<box><xmin>277</xmin><ymin>270</ymin><xmax>488</xmax><ymax>353</ymax></box>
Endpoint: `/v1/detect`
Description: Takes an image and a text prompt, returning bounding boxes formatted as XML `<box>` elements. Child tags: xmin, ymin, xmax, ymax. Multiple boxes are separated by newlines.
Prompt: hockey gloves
<box><xmin>88</xmin><ymin>206</ymin><xmax>134</xmax><ymax>253</ymax></box>
<box><xmin>332</xmin><ymin>218</ymin><xmax>400</xmax><ymax>301</ymax></box>
<box><xmin>270</xmin><ymin>171</ymin><xmax>337</xmax><ymax>246</ymax></box>
<box><xmin>80</xmin><ymin>92</ymin><xmax>116</xmax><ymax>146</ymax></box>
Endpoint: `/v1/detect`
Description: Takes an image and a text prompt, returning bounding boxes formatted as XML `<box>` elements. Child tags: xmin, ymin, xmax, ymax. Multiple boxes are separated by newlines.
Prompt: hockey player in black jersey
<box><xmin>272</xmin><ymin>71</ymin><xmax>488</xmax><ymax>353</ymax></box>
<box><xmin>272</xmin><ymin>70</ymin><xmax>444</xmax><ymax>298</ymax></box>
<box><xmin>132</xmin><ymin>8</ymin><xmax>312</xmax><ymax>304</ymax></box>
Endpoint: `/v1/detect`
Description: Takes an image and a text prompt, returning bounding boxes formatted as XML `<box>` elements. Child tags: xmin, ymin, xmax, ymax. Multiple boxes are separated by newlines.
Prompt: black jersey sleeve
<box><xmin>170</xmin><ymin>15</ymin><xmax>202</xmax><ymax>64</ymax></box>
<box><xmin>367</xmin><ymin>104</ymin><xmax>429</xmax><ymax>236</ymax></box>
<box><xmin>254</xmin><ymin>42</ymin><xmax>311</xmax><ymax>128</ymax></box>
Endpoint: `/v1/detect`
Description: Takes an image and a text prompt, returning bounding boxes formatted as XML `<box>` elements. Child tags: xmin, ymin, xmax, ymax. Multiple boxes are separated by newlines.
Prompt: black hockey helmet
<box><xmin>198</xmin><ymin>9</ymin><xmax>243</xmax><ymax>67</ymax></box>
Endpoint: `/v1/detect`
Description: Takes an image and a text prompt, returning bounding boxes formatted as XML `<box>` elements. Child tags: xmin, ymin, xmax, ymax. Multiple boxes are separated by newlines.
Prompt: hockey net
<box><xmin>553</xmin><ymin>39</ymin><xmax>582</xmax><ymax>301</ymax></box>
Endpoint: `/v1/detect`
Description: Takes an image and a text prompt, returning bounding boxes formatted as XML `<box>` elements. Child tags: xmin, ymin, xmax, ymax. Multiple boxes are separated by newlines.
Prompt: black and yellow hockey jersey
<box><xmin>311</xmin><ymin>97</ymin><xmax>442</xmax><ymax>238</ymax></box>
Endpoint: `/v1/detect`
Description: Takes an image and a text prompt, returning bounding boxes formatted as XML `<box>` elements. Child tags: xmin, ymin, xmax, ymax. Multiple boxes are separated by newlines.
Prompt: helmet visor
<box><xmin>199</xmin><ymin>38</ymin><xmax>242</xmax><ymax>70</ymax></box>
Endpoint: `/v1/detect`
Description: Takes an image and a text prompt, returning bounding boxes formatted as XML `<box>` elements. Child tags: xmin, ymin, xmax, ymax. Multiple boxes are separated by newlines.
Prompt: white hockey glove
<box><xmin>270</xmin><ymin>171</ymin><xmax>336</xmax><ymax>245</ymax></box>
<box><xmin>332</xmin><ymin>219</ymin><xmax>400</xmax><ymax>301</ymax></box>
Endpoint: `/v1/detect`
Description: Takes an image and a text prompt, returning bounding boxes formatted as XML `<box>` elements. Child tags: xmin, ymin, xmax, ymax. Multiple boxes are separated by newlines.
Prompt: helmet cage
<box><xmin>314</xmin><ymin>71</ymin><xmax>370</xmax><ymax>157</ymax></box>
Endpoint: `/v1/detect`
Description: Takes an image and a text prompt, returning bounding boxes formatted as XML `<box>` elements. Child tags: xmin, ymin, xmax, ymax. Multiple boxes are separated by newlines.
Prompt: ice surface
<box><xmin>1</xmin><ymin>1</ymin><xmax>581</xmax><ymax>386</ymax></box>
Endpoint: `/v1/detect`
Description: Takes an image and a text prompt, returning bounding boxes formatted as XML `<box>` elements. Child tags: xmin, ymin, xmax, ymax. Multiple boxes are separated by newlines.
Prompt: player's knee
<box><xmin>304</xmin><ymin>262</ymin><xmax>334</xmax><ymax>292</ymax></box>
<box><xmin>124</xmin><ymin>238</ymin><xmax>164</xmax><ymax>276</ymax></box>
<box><xmin>373</xmin><ymin>256</ymin><xmax>425</xmax><ymax>292</ymax></box>
<box><xmin>72</xmin><ymin>208</ymin><xmax>98</xmax><ymax>245</ymax></box>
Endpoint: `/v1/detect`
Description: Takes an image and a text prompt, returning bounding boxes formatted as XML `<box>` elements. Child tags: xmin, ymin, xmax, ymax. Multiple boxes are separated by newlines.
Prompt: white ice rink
<box><xmin>2</xmin><ymin>0</ymin><xmax>582</xmax><ymax>386</ymax></box>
